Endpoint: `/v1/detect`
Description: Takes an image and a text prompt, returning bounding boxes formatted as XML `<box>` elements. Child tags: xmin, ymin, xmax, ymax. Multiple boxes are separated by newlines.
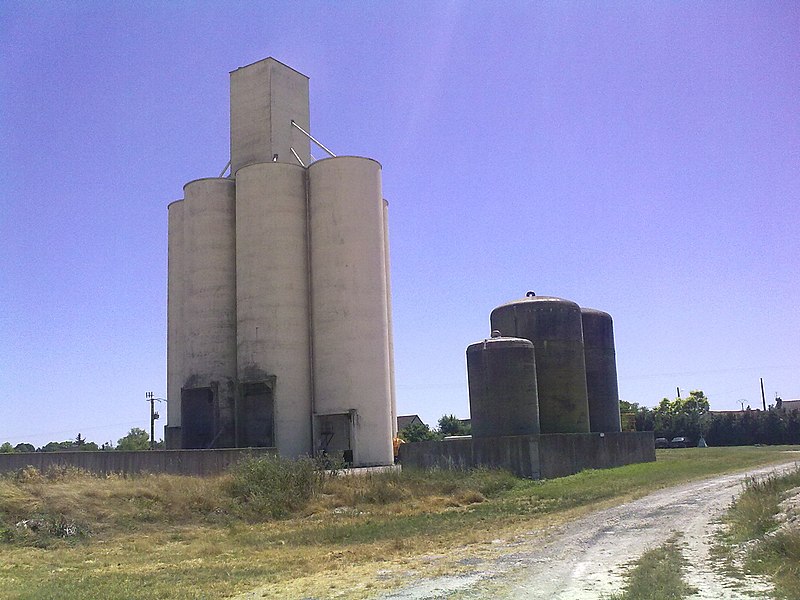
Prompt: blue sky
<box><xmin>1</xmin><ymin>2</ymin><xmax>797</xmax><ymax>447</ymax></box>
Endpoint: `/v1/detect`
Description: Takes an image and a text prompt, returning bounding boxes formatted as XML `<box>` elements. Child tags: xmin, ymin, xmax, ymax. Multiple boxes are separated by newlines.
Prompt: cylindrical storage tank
<box><xmin>490</xmin><ymin>294</ymin><xmax>590</xmax><ymax>434</ymax></box>
<box><xmin>382</xmin><ymin>198</ymin><xmax>397</xmax><ymax>436</ymax></box>
<box><xmin>166</xmin><ymin>198</ymin><xmax>185</xmax><ymax>447</ymax></box>
<box><xmin>466</xmin><ymin>336</ymin><xmax>540</xmax><ymax>438</ymax></box>
<box><xmin>235</xmin><ymin>162</ymin><xmax>312</xmax><ymax>457</ymax></box>
<box><xmin>182</xmin><ymin>178</ymin><xmax>238</xmax><ymax>448</ymax></box>
<box><xmin>308</xmin><ymin>156</ymin><xmax>393</xmax><ymax>466</ymax></box>
<box><xmin>581</xmin><ymin>308</ymin><xmax>622</xmax><ymax>432</ymax></box>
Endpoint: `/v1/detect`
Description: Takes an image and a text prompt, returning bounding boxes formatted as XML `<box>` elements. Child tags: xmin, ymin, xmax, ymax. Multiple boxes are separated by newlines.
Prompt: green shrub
<box><xmin>226</xmin><ymin>455</ymin><xmax>321</xmax><ymax>518</ymax></box>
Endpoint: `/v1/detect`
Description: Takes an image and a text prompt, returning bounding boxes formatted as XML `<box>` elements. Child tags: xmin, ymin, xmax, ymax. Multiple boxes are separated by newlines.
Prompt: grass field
<box><xmin>0</xmin><ymin>446</ymin><xmax>798</xmax><ymax>600</ymax></box>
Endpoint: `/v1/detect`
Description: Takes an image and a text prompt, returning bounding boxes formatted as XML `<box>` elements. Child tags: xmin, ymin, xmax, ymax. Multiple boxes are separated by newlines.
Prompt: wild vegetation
<box><xmin>0</xmin><ymin>446</ymin><xmax>797</xmax><ymax>599</ymax></box>
<box><xmin>608</xmin><ymin>535</ymin><xmax>696</xmax><ymax>600</ymax></box>
<box><xmin>715</xmin><ymin>466</ymin><xmax>800</xmax><ymax>600</ymax></box>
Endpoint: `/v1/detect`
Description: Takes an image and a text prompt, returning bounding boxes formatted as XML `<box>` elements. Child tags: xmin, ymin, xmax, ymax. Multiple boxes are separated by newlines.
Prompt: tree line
<box><xmin>400</xmin><ymin>392</ymin><xmax>800</xmax><ymax>447</ymax></box>
<box><xmin>622</xmin><ymin>391</ymin><xmax>800</xmax><ymax>446</ymax></box>
<box><xmin>0</xmin><ymin>428</ymin><xmax>159</xmax><ymax>453</ymax></box>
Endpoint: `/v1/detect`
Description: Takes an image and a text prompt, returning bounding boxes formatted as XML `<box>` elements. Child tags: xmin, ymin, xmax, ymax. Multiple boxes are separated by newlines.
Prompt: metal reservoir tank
<box><xmin>581</xmin><ymin>308</ymin><xmax>622</xmax><ymax>432</ymax></box>
<box><xmin>490</xmin><ymin>293</ymin><xmax>590</xmax><ymax>434</ymax></box>
<box><xmin>166</xmin><ymin>199</ymin><xmax>184</xmax><ymax>447</ymax></box>
<box><xmin>180</xmin><ymin>177</ymin><xmax>238</xmax><ymax>448</ymax></box>
<box><xmin>234</xmin><ymin>162</ymin><xmax>312</xmax><ymax>456</ymax></box>
<box><xmin>308</xmin><ymin>156</ymin><xmax>393</xmax><ymax>466</ymax></box>
<box><xmin>467</xmin><ymin>334</ymin><xmax>540</xmax><ymax>438</ymax></box>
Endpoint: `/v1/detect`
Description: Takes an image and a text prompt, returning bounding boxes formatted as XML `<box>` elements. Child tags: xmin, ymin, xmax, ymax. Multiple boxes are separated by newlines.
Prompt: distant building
<box><xmin>779</xmin><ymin>399</ymin><xmax>800</xmax><ymax>413</ymax></box>
<box><xmin>397</xmin><ymin>415</ymin><xmax>424</xmax><ymax>431</ymax></box>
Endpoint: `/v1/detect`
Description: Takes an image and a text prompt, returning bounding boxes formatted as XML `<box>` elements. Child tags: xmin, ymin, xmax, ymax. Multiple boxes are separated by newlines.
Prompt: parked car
<box><xmin>655</xmin><ymin>437</ymin><xmax>669</xmax><ymax>449</ymax></box>
<box><xmin>670</xmin><ymin>436</ymin><xmax>690</xmax><ymax>448</ymax></box>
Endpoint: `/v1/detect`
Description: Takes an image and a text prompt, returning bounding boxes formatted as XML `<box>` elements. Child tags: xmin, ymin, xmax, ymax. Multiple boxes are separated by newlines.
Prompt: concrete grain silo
<box><xmin>166</xmin><ymin>58</ymin><xmax>396</xmax><ymax>466</ymax></box>
<box><xmin>581</xmin><ymin>308</ymin><xmax>622</xmax><ymax>433</ymax></box>
<box><xmin>235</xmin><ymin>162</ymin><xmax>311</xmax><ymax>456</ymax></box>
<box><xmin>166</xmin><ymin>199</ymin><xmax>184</xmax><ymax>441</ymax></box>
<box><xmin>382</xmin><ymin>199</ymin><xmax>397</xmax><ymax>437</ymax></box>
<box><xmin>490</xmin><ymin>294</ymin><xmax>590</xmax><ymax>434</ymax></box>
<box><xmin>308</xmin><ymin>157</ymin><xmax>393</xmax><ymax>466</ymax></box>
<box><xmin>178</xmin><ymin>178</ymin><xmax>238</xmax><ymax>449</ymax></box>
<box><xmin>466</xmin><ymin>334</ymin><xmax>540</xmax><ymax>438</ymax></box>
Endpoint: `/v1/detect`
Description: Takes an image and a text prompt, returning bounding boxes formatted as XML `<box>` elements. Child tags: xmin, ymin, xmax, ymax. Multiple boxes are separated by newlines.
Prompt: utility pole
<box><xmin>146</xmin><ymin>392</ymin><xmax>155</xmax><ymax>449</ymax></box>
<box><xmin>676</xmin><ymin>387</ymin><xmax>681</xmax><ymax>399</ymax></box>
<box><xmin>145</xmin><ymin>392</ymin><xmax>165</xmax><ymax>450</ymax></box>
<box><xmin>760</xmin><ymin>378</ymin><xmax>766</xmax><ymax>411</ymax></box>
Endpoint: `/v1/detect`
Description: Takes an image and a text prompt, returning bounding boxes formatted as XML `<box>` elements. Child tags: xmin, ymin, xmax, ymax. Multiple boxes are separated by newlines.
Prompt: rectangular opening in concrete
<box><xmin>316</xmin><ymin>412</ymin><xmax>353</xmax><ymax>464</ymax></box>
<box><xmin>181</xmin><ymin>387</ymin><xmax>215</xmax><ymax>449</ymax></box>
<box><xmin>238</xmin><ymin>380</ymin><xmax>275</xmax><ymax>447</ymax></box>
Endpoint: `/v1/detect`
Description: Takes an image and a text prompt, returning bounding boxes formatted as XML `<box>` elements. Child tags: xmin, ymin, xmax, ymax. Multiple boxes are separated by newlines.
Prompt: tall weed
<box><xmin>226</xmin><ymin>455</ymin><xmax>321</xmax><ymax>518</ymax></box>
<box><xmin>726</xmin><ymin>467</ymin><xmax>800</xmax><ymax>541</ymax></box>
<box><xmin>719</xmin><ymin>465</ymin><xmax>800</xmax><ymax>599</ymax></box>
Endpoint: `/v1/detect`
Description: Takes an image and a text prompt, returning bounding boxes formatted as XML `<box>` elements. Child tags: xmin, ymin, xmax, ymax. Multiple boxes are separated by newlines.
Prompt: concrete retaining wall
<box><xmin>399</xmin><ymin>432</ymin><xmax>654</xmax><ymax>479</ymax></box>
<box><xmin>0</xmin><ymin>447</ymin><xmax>277</xmax><ymax>477</ymax></box>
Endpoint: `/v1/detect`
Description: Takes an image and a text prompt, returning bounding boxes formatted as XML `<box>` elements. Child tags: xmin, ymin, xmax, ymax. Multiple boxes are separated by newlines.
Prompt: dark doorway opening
<box><xmin>238</xmin><ymin>379</ymin><xmax>275</xmax><ymax>447</ymax></box>
<box><xmin>181</xmin><ymin>387</ymin><xmax>215</xmax><ymax>449</ymax></box>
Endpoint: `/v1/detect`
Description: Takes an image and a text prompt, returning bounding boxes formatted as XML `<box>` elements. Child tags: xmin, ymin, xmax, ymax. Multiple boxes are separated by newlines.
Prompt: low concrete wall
<box><xmin>0</xmin><ymin>447</ymin><xmax>277</xmax><ymax>477</ymax></box>
<box><xmin>537</xmin><ymin>431</ymin><xmax>654</xmax><ymax>479</ymax></box>
<box><xmin>399</xmin><ymin>432</ymin><xmax>654</xmax><ymax>479</ymax></box>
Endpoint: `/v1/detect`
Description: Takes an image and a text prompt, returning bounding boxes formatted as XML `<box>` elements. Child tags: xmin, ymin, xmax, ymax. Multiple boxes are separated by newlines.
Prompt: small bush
<box><xmin>43</xmin><ymin>464</ymin><xmax>89</xmax><ymax>482</ymax></box>
<box><xmin>226</xmin><ymin>455</ymin><xmax>321</xmax><ymax>518</ymax></box>
<box><xmin>13</xmin><ymin>466</ymin><xmax>43</xmax><ymax>483</ymax></box>
<box><xmin>9</xmin><ymin>513</ymin><xmax>88</xmax><ymax>547</ymax></box>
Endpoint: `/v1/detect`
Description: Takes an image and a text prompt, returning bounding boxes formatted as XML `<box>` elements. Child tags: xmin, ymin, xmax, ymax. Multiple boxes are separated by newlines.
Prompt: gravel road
<box><xmin>379</xmin><ymin>459</ymin><xmax>799</xmax><ymax>600</ymax></box>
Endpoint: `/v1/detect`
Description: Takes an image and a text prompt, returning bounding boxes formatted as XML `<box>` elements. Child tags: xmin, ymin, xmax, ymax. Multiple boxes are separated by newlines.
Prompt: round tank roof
<box><xmin>492</xmin><ymin>295</ymin><xmax>580</xmax><ymax>312</ymax></box>
<box><xmin>467</xmin><ymin>336</ymin><xmax>534</xmax><ymax>352</ymax></box>
<box><xmin>182</xmin><ymin>176</ymin><xmax>235</xmax><ymax>191</ymax></box>
<box><xmin>581</xmin><ymin>307</ymin><xmax>612</xmax><ymax>319</ymax></box>
<box><xmin>233</xmin><ymin>160</ymin><xmax>307</xmax><ymax>178</ymax></box>
<box><xmin>308</xmin><ymin>155</ymin><xmax>382</xmax><ymax>170</ymax></box>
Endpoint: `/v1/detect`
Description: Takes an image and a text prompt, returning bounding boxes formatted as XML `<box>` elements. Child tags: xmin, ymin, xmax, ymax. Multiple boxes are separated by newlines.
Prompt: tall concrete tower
<box><xmin>166</xmin><ymin>58</ymin><xmax>395</xmax><ymax>466</ymax></box>
<box><xmin>230</xmin><ymin>58</ymin><xmax>311</xmax><ymax>172</ymax></box>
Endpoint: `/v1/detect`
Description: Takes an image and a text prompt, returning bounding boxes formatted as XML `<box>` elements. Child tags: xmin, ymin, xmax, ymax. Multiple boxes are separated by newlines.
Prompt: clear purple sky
<box><xmin>1</xmin><ymin>2</ymin><xmax>798</xmax><ymax>447</ymax></box>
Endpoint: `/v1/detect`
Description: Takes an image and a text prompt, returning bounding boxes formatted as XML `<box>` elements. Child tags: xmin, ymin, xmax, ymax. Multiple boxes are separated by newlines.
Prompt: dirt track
<box><xmin>378</xmin><ymin>458</ymin><xmax>799</xmax><ymax>600</ymax></box>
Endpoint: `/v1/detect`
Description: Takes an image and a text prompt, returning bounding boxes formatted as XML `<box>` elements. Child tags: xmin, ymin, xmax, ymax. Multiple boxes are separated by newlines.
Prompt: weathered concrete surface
<box><xmin>236</xmin><ymin>161</ymin><xmax>312</xmax><ymax>458</ymax></box>
<box><xmin>581</xmin><ymin>307</ymin><xmax>622</xmax><ymax>433</ymax></box>
<box><xmin>490</xmin><ymin>296</ymin><xmax>591</xmax><ymax>434</ymax></box>
<box><xmin>0</xmin><ymin>448</ymin><xmax>276</xmax><ymax>477</ymax></box>
<box><xmin>309</xmin><ymin>157</ymin><xmax>393</xmax><ymax>467</ymax></box>
<box><xmin>399</xmin><ymin>432</ymin><xmax>654</xmax><ymax>479</ymax></box>
<box><xmin>230</xmin><ymin>57</ymin><xmax>310</xmax><ymax>173</ymax></box>
<box><xmin>467</xmin><ymin>337</ymin><xmax>540</xmax><ymax>439</ymax></box>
